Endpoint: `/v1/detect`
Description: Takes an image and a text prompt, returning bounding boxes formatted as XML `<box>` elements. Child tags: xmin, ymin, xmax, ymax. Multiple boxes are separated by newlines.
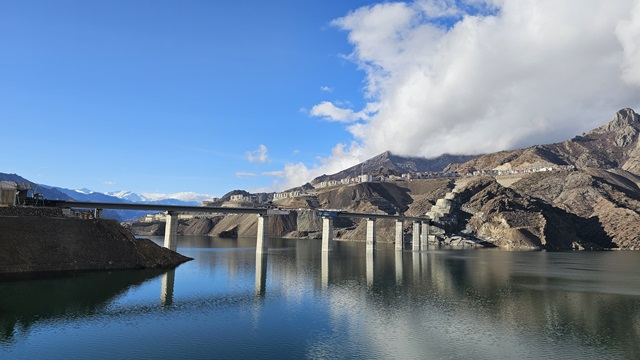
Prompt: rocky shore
<box><xmin>0</xmin><ymin>206</ymin><xmax>192</xmax><ymax>276</ymax></box>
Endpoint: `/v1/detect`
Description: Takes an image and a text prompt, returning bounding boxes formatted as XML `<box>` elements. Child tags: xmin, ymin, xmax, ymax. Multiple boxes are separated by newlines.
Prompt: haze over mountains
<box><xmin>0</xmin><ymin>173</ymin><xmax>214</xmax><ymax>221</ymax></box>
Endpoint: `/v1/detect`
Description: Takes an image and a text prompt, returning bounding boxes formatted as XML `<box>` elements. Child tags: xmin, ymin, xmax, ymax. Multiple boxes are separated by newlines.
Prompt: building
<box><xmin>0</xmin><ymin>181</ymin><xmax>31</xmax><ymax>206</ymax></box>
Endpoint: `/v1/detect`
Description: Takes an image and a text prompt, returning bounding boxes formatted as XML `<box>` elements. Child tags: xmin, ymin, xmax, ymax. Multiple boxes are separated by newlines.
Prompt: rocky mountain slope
<box><xmin>446</xmin><ymin>108</ymin><xmax>640</xmax><ymax>174</ymax></box>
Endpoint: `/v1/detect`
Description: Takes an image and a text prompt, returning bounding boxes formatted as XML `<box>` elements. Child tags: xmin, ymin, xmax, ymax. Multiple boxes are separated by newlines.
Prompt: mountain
<box><xmin>55</xmin><ymin>187</ymin><xmax>127</xmax><ymax>203</ymax></box>
<box><xmin>107</xmin><ymin>190</ymin><xmax>214</xmax><ymax>205</ymax></box>
<box><xmin>107</xmin><ymin>190</ymin><xmax>145</xmax><ymax>202</ymax></box>
<box><xmin>0</xmin><ymin>173</ymin><xmax>72</xmax><ymax>201</ymax></box>
<box><xmin>446</xmin><ymin>108</ymin><xmax>640</xmax><ymax>175</ymax></box>
<box><xmin>311</xmin><ymin>151</ymin><xmax>478</xmax><ymax>185</ymax></box>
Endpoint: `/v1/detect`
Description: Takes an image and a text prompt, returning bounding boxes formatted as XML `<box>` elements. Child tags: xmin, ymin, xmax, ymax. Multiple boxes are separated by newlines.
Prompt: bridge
<box><xmin>52</xmin><ymin>201</ymin><xmax>432</xmax><ymax>255</ymax></box>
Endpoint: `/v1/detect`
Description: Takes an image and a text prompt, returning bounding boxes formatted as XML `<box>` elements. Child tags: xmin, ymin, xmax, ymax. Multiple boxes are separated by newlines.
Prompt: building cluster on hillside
<box><xmin>315</xmin><ymin>174</ymin><xmax>373</xmax><ymax>189</ymax></box>
<box><xmin>468</xmin><ymin>164</ymin><xmax>576</xmax><ymax>176</ymax></box>
<box><xmin>401</xmin><ymin>172</ymin><xmax>459</xmax><ymax>180</ymax></box>
<box><xmin>200</xmin><ymin>164</ymin><xmax>579</xmax><ymax>206</ymax></box>
<box><xmin>272</xmin><ymin>190</ymin><xmax>304</xmax><ymax>201</ymax></box>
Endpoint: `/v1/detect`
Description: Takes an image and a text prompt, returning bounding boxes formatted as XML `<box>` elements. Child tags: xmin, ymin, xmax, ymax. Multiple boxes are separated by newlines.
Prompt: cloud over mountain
<box><xmin>281</xmin><ymin>0</ymin><xmax>640</xmax><ymax>191</ymax></box>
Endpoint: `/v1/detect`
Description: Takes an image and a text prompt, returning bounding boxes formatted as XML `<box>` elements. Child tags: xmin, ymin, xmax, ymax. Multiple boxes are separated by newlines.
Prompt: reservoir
<box><xmin>2</xmin><ymin>236</ymin><xmax>640</xmax><ymax>359</ymax></box>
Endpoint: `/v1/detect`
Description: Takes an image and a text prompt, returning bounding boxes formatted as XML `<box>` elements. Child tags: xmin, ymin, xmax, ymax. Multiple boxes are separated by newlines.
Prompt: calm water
<box><xmin>2</xmin><ymin>236</ymin><xmax>640</xmax><ymax>360</ymax></box>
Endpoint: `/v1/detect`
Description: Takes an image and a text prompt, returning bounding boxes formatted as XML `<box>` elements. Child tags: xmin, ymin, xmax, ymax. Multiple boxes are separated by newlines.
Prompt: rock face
<box><xmin>0</xmin><ymin>207</ymin><xmax>191</xmax><ymax>275</ymax></box>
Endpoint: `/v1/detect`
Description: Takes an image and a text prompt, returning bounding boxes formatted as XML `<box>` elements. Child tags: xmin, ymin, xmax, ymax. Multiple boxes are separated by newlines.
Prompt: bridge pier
<box><xmin>322</xmin><ymin>216</ymin><xmax>334</xmax><ymax>252</ymax></box>
<box><xmin>395</xmin><ymin>219</ymin><xmax>403</xmax><ymax>251</ymax></box>
<box><xmin>256</xmin><ymin>214</ymin><xmax>268</xmax><ymax>254</ymax></box>
<box><xmin>421</xmin><ymin>221</ymin><xmax>429</xmax><ymax>250</ymax></box>
<box><xmin>163</xmin><ymin>211</ymin><xmax>179</xmax><ymax>251</ymax></box>
<box><xmin>412</xmin><ymin>221</ymin><xmax>421</xmax><ymax>252</ymax></box>
<box><xmin>366</xmin><ymin>218</ymin><xmax>376</xmax><ymax>252</ymax></box>
<box><xmin>94</xmin><ymin>208</ymin><xmax>103</xmax><ymax>219</ymax></box>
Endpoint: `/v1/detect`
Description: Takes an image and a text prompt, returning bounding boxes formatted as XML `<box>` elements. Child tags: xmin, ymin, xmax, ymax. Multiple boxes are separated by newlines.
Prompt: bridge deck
<box><xmin>52</xmin><ymin>200</ymin><xmax>275</xmax><ymax>215</ymax></box>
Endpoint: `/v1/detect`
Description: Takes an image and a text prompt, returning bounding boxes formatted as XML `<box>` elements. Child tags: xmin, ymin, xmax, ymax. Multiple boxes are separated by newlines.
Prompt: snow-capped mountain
<box><xmin>107</xmin><ymin>190</ymin><xmax>215</xmax><ymax>204</ymax></box>
<box><xmin>106</xmin><ymin>190</ymin><xmax>145</xmax><ymax>202</ymax></box>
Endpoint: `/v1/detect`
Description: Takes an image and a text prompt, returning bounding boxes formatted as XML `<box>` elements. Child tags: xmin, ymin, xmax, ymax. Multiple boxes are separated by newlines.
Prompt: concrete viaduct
<box><xmin>52</xmin><ymin>201</ymin><xmax>432</xmax><ymax>254</ymax></box>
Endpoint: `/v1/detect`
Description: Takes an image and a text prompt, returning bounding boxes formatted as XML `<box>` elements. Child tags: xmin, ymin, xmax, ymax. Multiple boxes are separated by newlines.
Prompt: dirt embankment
<box><xmin>0</xmin><ymin>207</ymin><xmax>191</xmax><ymax>275</ymax></box>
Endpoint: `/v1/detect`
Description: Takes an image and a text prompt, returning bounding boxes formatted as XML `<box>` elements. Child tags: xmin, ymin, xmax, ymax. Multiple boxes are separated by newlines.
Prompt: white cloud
<box><xmin>102</xmin><ymin>181</ymin><xmax>116</xmax><ymax>185</ymax></box>
<box><xmin>332</xmin><ymin>0</ymin><xmax>639</xmax><ymax>156</ymax></box>
<box><xmin>279</xmin><ymin>0</ymin><xmax>640</xmax><ymax>190</ymax></box>
<box><xmin>310</xmin><ymin>101</ymin><xmax>370</xmax><ymax>123</ymax></box>
<box><xmin>321</xmin><ymin>85</ymin><xmax>334</xmax><ymax>92</ymax></box>
<box><xmin>246</xmin><ymin>144</ymin><xmax>269</xmax><ymax>163</ymax></box>
<box><xmin>235</xmin><ymin>172</ymin><xmax>258</xmax><ymax>178</ymax></box>
<box><xmin>616</xmin><ymin>0</ymin><xmax>640</xmax><ymax>84</ymax></box>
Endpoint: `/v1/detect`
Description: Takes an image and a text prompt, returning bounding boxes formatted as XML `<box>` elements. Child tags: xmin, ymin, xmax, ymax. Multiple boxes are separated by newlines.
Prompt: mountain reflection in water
<box><xmin>1</xmin><ymin>235</ymin><xmax>639</xmax><ymax>360</ymax></box>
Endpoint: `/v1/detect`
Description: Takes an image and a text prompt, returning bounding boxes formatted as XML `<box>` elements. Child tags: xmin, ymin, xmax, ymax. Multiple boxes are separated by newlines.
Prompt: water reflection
<box><xmin>160</xmin><ymin>269</ymin><xmax>175</xmax><ymax>307</ymax></box>
<box><xmin>395</xmin><ymin>251</ymin><xmax>403</xmax><ymax>285</ymax></box>
<box><xmin>3</xmin><ymin>236</ymin><xmax>640</xmax><ymax>360</ymax></box>
<box><xmin>254</xmin><ymin>254</ymin><xmax>267</xmax><ymax>297</ymax></box>
<box><xmin>0</xmin><ymin>269</ymin><xmax>168</xmax><ymax>341</ymax></box>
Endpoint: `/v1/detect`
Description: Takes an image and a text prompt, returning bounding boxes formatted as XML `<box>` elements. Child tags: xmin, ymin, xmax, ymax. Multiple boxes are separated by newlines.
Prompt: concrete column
<box><xmin>421</xmin><ymin>221</ymin><xmax>429</xmax><ymax>250</ymax></box>
<box><xmin>412</xmin><ymin>221</ymin><xmax>421</xmax><ymax>252</ymax></box>
<box><xmin>255</xmin><ymin>253</ymin><xmax>267</xmax><ymax>297</ymax></box>
<box><xmin>395</xmin><ymin>219</ymin><xmax>404</xmax><ymax>251</ymax></box>
<box><xmin>160</xmin><ymin>269</ymin><xmax>175</xmax><ymax>307</ymax></box>
<box><xmin>366</xmin><ymin>218</ymin><xmax>376</xmax><ymax>252</ymax></box>
<box><xmin>256</xmin><ymin>214</ymin><xmax>268</xmax><ymax>255</ymax></box>
<box><xmin>322</xmin><ymin>216</ymin><xmax>334</xmax><ymax>252</ymax></box>
<box><xmin>163</xmin><ymin>211</ymin><xmax>179</xmax><ymax>251</ymax></box>
<box><xmin>94</xmin><ymin>208</ymin><xmax>103</xmax><ymax>219</ymax></box>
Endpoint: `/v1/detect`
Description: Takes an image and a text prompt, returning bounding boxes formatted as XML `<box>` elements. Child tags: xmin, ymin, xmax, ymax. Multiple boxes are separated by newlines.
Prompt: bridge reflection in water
<box><xmin>155</xmin><ymin>237</ymin><xmax>438</xmax><ymax>303</ymax></box>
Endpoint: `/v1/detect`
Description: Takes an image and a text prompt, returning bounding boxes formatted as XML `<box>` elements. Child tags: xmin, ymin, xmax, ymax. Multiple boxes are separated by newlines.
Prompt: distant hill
<box><xmin>310</xmin><ymin>151</ymin><xmax>478</xmax><ymax>186</ymax></box>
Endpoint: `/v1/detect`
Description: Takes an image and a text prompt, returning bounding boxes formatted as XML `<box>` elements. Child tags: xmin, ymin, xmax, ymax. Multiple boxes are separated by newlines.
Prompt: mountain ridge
<box><xmin>446</xmin><ymin>108</ymin><xmax>640</xmax><ymax>175</ymax></box>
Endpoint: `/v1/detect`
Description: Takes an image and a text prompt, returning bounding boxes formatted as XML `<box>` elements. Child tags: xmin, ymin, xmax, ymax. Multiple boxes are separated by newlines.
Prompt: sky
<box><xmin>2</xmin><ymin>0</ymin><xmax>640</xmax><ymax>199</ymax></box>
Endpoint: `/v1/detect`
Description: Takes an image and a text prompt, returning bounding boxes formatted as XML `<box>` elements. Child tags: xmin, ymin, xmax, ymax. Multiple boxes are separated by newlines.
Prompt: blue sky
<box><xmin>2</xmin><ymin>0</ymin><xmax>640</xmax><ymax>198</ymax></box>
<box><xmin>1</xmin><ymin>0</ymin><xmax>372</xmax><ymax>196</ymax></box>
